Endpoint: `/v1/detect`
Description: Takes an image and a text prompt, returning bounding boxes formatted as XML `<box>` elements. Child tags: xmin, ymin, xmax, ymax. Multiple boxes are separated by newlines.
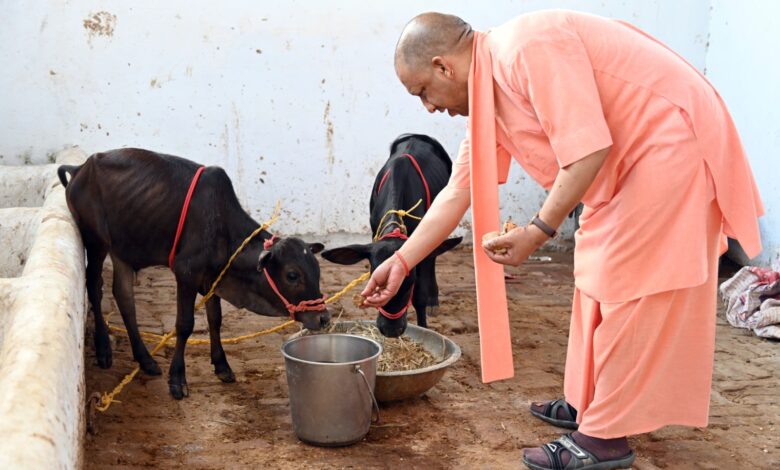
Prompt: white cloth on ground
<box><xmin>719</xmin><ymin>266</ymin><xmax>780</xmax><ymax>339</ymax></box>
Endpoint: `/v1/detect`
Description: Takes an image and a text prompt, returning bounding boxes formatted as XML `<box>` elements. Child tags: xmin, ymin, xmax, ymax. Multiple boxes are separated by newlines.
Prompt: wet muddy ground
<box><xmin>84</xmin><ymin>247</ymin><xmax>779</xmax><ymax>469</ymax></box>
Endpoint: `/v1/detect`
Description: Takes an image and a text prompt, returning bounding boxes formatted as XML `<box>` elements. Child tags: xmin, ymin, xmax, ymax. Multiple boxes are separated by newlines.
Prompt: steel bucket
<box><xmin>281</xmin><ymin>334</ymin><xmax>381</xmax><ymax>446</ymax></box>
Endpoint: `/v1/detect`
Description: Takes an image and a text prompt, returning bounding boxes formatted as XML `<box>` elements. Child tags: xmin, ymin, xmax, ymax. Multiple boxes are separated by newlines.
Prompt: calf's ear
<box><xmin>257</xmin><ymin>250</ymin><xmax>273</xmax><ymax>272</ymax></box>
<box><xmin>427</xmin><ymin>236</ymin><xmax>463</xmax><ymax>259</ymax></box>
<box><xmin>321</xmin><ymin>244</ymin><xmax>372</xmax><ymax>265</ymax></box>
<box><xmin>309</xmin><ymin>243</ymin><xmax>325</xmax><ymax>254</ymax></box>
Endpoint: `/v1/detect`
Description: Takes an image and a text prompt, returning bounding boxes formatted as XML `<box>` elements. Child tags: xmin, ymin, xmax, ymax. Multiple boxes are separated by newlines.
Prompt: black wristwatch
<box><xmin>529</xmin><ymin>213</ymin><xmax>557</xmax><ymax>238</ymax></box>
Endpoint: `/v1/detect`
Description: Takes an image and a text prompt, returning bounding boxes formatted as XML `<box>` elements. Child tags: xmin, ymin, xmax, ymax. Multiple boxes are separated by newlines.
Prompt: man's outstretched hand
<box><xmin>360</xmin><ymin>256</ymin><xmax>407</xmax><ymax>307</ymax></box>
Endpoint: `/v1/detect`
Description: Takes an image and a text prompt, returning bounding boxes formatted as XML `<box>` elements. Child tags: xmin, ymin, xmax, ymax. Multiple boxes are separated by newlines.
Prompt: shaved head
<box><xmin>395</xmin><ymin>12</ymin><xmax>473</xmax><ymax>72</ymax></box>
<box><xmin>394</xmin><ymin>12</ymin><xmax>474</xmax><ymax>117</ymax></box>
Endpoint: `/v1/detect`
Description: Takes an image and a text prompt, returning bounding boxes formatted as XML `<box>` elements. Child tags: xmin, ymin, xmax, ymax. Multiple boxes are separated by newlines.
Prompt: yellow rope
<box><xmin>96</xmin><ymin>199</ymin><xmax>371</xmax><ymax>412</ymax></box>
<box><xmin>96</xmin><ymin>329</ymin><xmax>176</xmax><ymax>412</ymax></box>
<box><xmin>195</xmin><ymin>201</ymin><xmax>281</xmax><ymax>310</ymax></box>
<box><xmin>326</xmin><ymin>271</ymin><xmax>371</xmax><ymax>304</ymax></box>
<box><xmin>373</xmin><ymin>199</ymin><xmax>423</xmax><ymax>241</ymax></box>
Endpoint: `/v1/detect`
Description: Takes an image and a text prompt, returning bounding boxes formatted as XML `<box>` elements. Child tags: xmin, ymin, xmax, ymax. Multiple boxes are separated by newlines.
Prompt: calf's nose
<box><xmin>319</xmin><ymin>309</ymin><xmax>331</xmax><ymax>327</ymax></box>
<box><xmin>377</xmin><ymin>316</ymin><xmax>407</xmax><ymax>338</ymax></box>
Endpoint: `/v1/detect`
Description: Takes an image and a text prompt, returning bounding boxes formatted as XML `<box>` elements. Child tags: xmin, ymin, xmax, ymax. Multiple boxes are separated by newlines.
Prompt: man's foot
<box><xmin>522</xmin><ymin>432</ymin><xmax>635</xmax><ymax>470</ymax></box>
<box><xmin>530</xmin><ymin>399</ymin><xmax>579</xmax><ymax>429</ymax></box>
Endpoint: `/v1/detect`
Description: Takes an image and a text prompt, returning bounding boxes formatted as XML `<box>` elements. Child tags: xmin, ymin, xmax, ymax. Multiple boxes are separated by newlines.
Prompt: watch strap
<box><xmin>530</xmin><ymin>213</ymin><xmax>557</xmax><ymax>238</ymax></box>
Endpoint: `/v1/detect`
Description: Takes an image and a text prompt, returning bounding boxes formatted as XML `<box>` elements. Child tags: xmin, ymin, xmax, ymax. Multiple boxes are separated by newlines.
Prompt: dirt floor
<box><xmin>84</xmin><ymin>246</ymin><xmax>779</xmax><ymax>469</ymax></box>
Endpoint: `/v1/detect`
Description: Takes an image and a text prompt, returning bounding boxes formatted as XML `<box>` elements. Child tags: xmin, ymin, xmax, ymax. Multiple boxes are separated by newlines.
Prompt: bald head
<box><xmin>395</xmin><ymin>12</ymin><xmax>473</xmax><ymax>72</ymax></box>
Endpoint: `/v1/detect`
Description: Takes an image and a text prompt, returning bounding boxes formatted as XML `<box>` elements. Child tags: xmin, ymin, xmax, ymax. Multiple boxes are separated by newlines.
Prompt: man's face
<box><xmin>397</xmin><ymin>60</ymin><xmax>469</xmax><ymax>117</ymax></box>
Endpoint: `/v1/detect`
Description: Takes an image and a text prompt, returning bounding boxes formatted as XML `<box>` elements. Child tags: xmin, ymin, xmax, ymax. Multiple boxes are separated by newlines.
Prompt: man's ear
<box><xmin>427</xmin><ymin>236</ymin><xmax>463</xmax><ymax>259</ymax></box>
<box><xmin>432</xmin><ymin>56</ymin><xmax>448</xmax><ymax>75</ymax></box>
<box><xmin>321</xmin><ymin>244</ymin><xmax>372</xmax><ymax>265</ymax></box>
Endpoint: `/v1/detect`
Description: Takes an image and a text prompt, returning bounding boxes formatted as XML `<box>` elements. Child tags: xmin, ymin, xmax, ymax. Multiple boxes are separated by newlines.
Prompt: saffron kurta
<box><xmin>453</xmin><ymin>10</ymin><xmax>764</xmax><ymax>437</ymax></box>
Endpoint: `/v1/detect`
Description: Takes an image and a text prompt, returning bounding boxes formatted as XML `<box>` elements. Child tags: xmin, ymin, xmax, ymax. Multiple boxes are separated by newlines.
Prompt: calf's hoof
<box><xmin>96</xmin><ymin>351</ymin><xmax>113</xmax><ymax>369</ymax></box>
<box><xmin>168</xmin><ymin>382</ymin><xmax>190</xmax><ymax>400</ymax></box>
<box><xmin>215</xmin><ymin>366</ymin><xmax>236</xmax><ymax>383</ymax></box>
<box><xmin>425</xmin><ymin>305</ymin><xmax>440</xmax><ymax>318</ymax></box>
<box><xmin>139</xmin><ymin>357</ymin><xmax>162</xmax><ymax>376</ymax></box>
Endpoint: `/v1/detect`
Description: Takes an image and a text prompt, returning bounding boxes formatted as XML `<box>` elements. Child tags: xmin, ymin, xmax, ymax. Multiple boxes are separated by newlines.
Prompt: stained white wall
<box><xmin>705</xmin><ymin>1</ymin><xmax>780</xmax><ymax>269</ymax></box>
<box><xmin>1</xmin><ymin>1</ymin><xmax>711</xmax><ymax>243</ymax></box>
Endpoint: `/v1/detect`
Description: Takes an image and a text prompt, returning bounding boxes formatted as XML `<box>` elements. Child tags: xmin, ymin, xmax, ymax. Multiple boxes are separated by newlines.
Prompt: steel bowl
<box><xmin>290</xmin><ymin>320</ymin><xmax>461</xmax><ymax>402</ymax></box>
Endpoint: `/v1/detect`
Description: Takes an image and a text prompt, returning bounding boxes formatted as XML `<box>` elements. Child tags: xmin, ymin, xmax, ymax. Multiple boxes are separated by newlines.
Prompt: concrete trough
<box><xmin>0</xmin><ymin>148</ymin><xmax>87</xmax><ymax>469</ymax></box>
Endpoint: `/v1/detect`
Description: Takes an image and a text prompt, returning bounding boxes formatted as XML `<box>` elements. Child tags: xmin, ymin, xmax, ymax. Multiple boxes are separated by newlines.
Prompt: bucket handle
<box><xmin>354</xmin><ymin>364</ymin><xmax>380</xmax><ymax>424</ymax></box>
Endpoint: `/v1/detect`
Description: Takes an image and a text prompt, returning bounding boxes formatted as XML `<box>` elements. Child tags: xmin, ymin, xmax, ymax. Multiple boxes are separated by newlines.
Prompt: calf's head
<box><xmin>321</xmin><ymin>236</ymin><xmax>460</xmax><ymax>337</ymax></box>
<box><xmin>216</xmin><ymin>237</ymin><xmax>329</xmax><ymax>330</ymax></box>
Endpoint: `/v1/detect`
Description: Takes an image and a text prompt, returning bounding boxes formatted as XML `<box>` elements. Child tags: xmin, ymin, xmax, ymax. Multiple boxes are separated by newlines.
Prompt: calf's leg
<box><xmin>412</xmin><ymin>258</ymin><xmax>440</xmax><ymax>328</ymax></box>
<box><xmin>168</xmin><ymin>280</ymin><xmax>197</xmax><ymax>399</ymax></box>
<box><xmin>111</xmin><ymin>255</ymin><xmax>161</xmax><ymax>375</ymax></box>
<box><xmin>86</xmin><ymin>244</ymin><xmax>111</xmax><ymax>368</ymax></box>
<box><xmin>206</xmin><ymin>296</ymin><xmax>235</xmax><ymax>383</ymax></box>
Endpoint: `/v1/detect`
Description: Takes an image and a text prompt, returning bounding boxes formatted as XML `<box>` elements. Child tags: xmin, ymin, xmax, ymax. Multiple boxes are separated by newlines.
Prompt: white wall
<box><xmin>705</xmin><ymin>1</ymin><xmax>780</xmax><ymax>269</ymax></box>
<box><xmin>1</xmin><ymin>1</ymin><xmax>711</xmax><ymax>242</ymax></box>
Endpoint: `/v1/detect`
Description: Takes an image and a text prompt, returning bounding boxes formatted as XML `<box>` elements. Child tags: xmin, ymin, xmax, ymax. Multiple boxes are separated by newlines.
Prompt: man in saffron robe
<box><xmin>361</xmin><ymin>10</ymin><xmax>763</xmax><ymax>469</ymax></box>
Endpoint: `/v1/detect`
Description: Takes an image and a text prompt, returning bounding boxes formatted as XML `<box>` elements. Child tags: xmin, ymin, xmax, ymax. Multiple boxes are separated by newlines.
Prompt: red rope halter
<box><xmin>377</xmin><ymin>227</ymin><xmax>408</xmax><ymax>241</ymax></box>
<box><xmin>261</xmin><ymin>235</ymin><xmax>327</xmax><ymax>320</ymax></box>
<box><xmin>377</xmin><ymin>284</ymin><xmax>414</xmax><ymax>320</ymax></box>
<box><xmin>376</xmin><ymin>153</ymin><xmax>431</xmax><ymax>209</ymax></box>
<box><xmin>263</xmin><ymin>234</ymin><xmax>278</xmax><ymax>250</ymax></box>
<box><xmin>373</xmin><ymin>228</ymin><xmax>414</xmax><ymax>320</ymax></box>
<box><xmin>376</xmin><ymin>168</ymin><xmax>392</xmax><ymax>195</ymax></box>
<box><xmin>169</xmin><ymin>166</ymin><xmax>206</xmax><ymax>269</ymax></box>
<box><xmin>403</xmin><ymin>153</ymin><xmax>431</xmax><ymax>209</ymax></box>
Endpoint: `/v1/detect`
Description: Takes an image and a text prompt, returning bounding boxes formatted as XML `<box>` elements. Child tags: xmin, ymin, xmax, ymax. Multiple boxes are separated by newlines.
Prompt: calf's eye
<box><xmin>286</xmin><ymin>271</ymin><xmax>300</xmax><ymax>282</ymax></box>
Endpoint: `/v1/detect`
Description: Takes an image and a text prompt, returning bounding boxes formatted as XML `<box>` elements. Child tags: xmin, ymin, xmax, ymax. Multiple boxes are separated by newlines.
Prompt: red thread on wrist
<box><xmin>395</xmin><ymin>251</ymin><xmax>410</xmax><ymax>277</ymax></box>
